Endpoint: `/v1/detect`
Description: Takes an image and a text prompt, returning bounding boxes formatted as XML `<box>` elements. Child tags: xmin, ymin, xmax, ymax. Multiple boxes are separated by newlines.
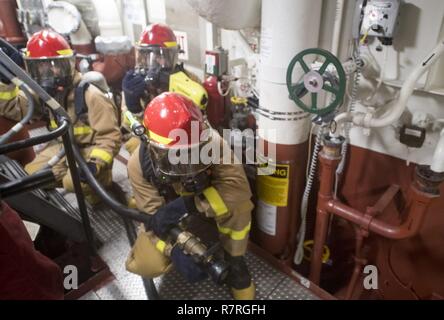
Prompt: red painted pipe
<box><xmin>327</xmin><ymin>186</ymin><xmax>434</xmax><ymax>240</ymax></box>
<box><xmin>309</xmin><ymin>140</ymin><xmax>440</xmax><ymax>286</ymax></box>
<box><xmin>309</xmin><ymin>146</ymin><xmax>341</xmax><ymax>285</ymax></box>
<box><xmin>345</xmin><ymin>227</ymin><xmax>367</xmax><ymax>299</ymax></box>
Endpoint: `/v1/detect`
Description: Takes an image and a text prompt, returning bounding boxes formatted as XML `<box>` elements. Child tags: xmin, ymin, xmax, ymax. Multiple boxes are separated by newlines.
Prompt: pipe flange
<box><xmin>321</xmin><ymin>134</ymin><xmax>345</xmax><ymax>159</ymax></box>
<box><xmin>322</xmin><ymin>134</ymin><xmax>345</xmax><ymax>148</ymax></box>
<box><xmin>415</xmin><ymin>165</ymin><xmax>444</xmax><ymax>195</ymax></box>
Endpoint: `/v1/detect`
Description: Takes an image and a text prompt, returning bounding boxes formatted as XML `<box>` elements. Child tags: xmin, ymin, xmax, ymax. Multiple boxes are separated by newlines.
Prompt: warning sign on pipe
<box><xmin>256</xmin><ymin>164</ymin><xmax>290</xmax><ymax>207</ymax></box>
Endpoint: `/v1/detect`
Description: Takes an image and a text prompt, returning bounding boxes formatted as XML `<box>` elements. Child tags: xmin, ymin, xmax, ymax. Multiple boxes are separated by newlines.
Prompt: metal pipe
<box><xmin>326</xmin><ymin>200</ymin><xmax>372</xmax><ymax>229</ymax></box>
<box><xmin>345</xmin><ymin>40</ymin><xmax>444</xmax><ymax>128</ymax></box>
<box><xmin>309</xmin><ymin>139</ymin><xmax>343</xmax><ymax>284</ymax></box>
<box><xmin>62</xmin><ymin>130</ymin><xmax>97</xmax><ymax>257</ymax></box>
<box><xmin>0</xmin><ymin>119</ymin><xmax>69</xmax><ymax>155</ymax></box>
<box><xmin>310</xmin><ymin>136</ymin><xmax>442</xmax><ymax>285</ymax></box>
<box><xmin>254</xmin><ymin>0</ymin><xmax>323</xmax><ymax>260</ymax></box>
<box><xmin>331</xmin><ymin>0</ymin><xmax>345</xmax><ymax>56</ymax></box>
<box><xmin>431</xmin><ymin>128</ymin><xmax>444</xmax><ymax>173</ymax></box>
<box><xmin>345</xmin><ymin>228</ymin><xmax>366</xmax><ymax>300</ymax></box>
<box><xmin>327</xmin><ymin>186</ymin><xmax>434</xmax><ymax>240</ymax></box>
<box><xmin>0</xmin><ymin>168</ymin><xmax>55</xmax><ymax>198</ymax></box>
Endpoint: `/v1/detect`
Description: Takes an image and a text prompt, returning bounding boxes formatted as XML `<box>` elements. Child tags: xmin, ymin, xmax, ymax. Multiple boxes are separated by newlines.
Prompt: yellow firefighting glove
<box><xmin>126</xmin><ymin>231</ymin><xmax>172</xmax><ymax>278</ymax></box>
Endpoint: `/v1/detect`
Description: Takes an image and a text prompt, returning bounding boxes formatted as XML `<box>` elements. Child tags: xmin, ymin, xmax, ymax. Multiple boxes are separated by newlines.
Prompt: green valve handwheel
<box><xmin>286</xmin><ymin>48</ymin><xmax>346</xmax><ymax>115</ymax></box>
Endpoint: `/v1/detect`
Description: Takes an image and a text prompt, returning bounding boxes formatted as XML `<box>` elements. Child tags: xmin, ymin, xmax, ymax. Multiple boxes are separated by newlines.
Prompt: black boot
<box><xmin>224</xmin><ymin>252</ymin><xmax>255</xmax><ymax>299</ymax></box>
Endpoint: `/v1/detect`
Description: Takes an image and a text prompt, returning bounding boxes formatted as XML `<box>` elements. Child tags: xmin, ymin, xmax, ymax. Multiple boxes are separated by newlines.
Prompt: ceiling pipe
<box><xmin>431</xmin><ymin>128</ymin><xmax>444</xmax><ymax>173</ymax></box>
<box><xmin>331</xmin><ymin>0</ymin><xmax>345</xmax><ymax>56</ymax></box>
<box><xmin>185</xmin><ymin>0</ymin><xmax>261</xmax><ymax>30</ymax></box>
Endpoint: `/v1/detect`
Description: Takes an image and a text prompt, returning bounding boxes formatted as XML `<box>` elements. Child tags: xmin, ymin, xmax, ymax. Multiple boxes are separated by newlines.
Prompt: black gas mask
<box><xmin>144</xmin><ymin>66</ymin><xmax>171</xmax><ymax>92</ymax></box>
<box><xmin>135</xmin><ymin>45</ymin><xmax>178</xmax><ymax>92</ymax></box>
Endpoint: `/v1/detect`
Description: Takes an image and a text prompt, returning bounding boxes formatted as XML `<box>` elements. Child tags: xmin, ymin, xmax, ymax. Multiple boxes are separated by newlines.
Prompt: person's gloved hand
<box><xmin>149</xmin><ymin>196</ymin><xmax>197</xmax><ymax>239</ymax></box>
<box><xmin>79</xmin><ymin>161</ymin><xmax>99</xmax><ymax>183</ymax></box>
<box><xmin>122</xmin><ymin>70</ymin><xmax>146</xmax><ymax>113</ymax></box>
<box><xmin>170</xmin><ymin>246</ymin><xmax>208</xmax><ymax>283</ymax></box>
<box><xmin>0</xmin><ymin>42</ymin><xmax>24</xmax><ymax>84</ymax></box>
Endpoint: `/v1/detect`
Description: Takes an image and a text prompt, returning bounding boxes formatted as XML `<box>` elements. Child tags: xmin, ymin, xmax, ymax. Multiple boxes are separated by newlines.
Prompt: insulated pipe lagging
<box><xmin>70</xmin><ymin>19</ymin><xmax>93</xmax><ymax>46</ymax></box>
<box><xmin>354</xmin><ymin>40</ymin><xmax>444</xmax><ymax>128</ymax></box>
<box><xmin>331</xmin><ymin>0</ymin><xmax>345</xmax><ymax>56</ymax></box>
<box><xmin>431</xmin><ymin>128</ymin><xmax>444</xmax><ymax>173</ymax></box>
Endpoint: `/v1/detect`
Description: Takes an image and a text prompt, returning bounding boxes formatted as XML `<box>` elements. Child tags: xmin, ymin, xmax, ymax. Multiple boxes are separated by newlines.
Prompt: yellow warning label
<box><xmin>256</xmin><ymin>164</ymin><xmax>290</xmax><ymax>207</ymax></box>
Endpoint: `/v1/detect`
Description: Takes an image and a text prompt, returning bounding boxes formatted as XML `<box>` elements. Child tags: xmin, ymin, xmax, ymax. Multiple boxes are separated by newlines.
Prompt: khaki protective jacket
<box><xmin>0</xmin><ymin>72</ymin><xmax>121</xmax><ymax>166</ymax></box>
<box><xmin>127</xmin><ymin>130</ymin><xmax>254</xmax><ymax>257</ymax></box>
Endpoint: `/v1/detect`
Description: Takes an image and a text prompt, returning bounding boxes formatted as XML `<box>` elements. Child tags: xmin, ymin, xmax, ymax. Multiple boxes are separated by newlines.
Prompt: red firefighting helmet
<box><xmin>25</xmin><ymin>29</ymin><xmax>73</xmax><ymax>58</ymax></box>
<box><xmin>23</xmin><ymin>30</ymin><xmax>75</xmax><ymax>91</ymax></box>
<box><xmin>136</xmin><ymin>23</ymin><xmax>179</xmax><ymax>71</ymax></box>
<box><xmin>139</xmin><ymin>23</ymin><xmax>178</xmax><ymax>48</ymax></box>
<box><xmin>143</xmin><ymin>92</ymin><xmax>213</xmax><ymax>177</ymax></box>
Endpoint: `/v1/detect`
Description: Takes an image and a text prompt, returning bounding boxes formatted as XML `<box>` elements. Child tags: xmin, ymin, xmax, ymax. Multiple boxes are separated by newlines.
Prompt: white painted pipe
<box><xmin>186</xmin><ymin>0</ymin><xmax>261</xmax><ymax>30</ymax></box>
<box><xmin>331</xmin><ymin>0</ymin><xmax>345</xmax><ymax>56</ymax></box>
<box><xmin>258</xmin><ymin>0</ymin><xmax>323</xmax><ymax>145</ymax></box>
<box><xmin>70</xmin><ymin>19</ymin><xmax>93</xmax><ymax>46</ymax></box>
<box><xmin>431</xmin><ymin>128</ymin><xmax>444</xmax><ymax>173</ymax></box>
<box><xmin>352</xmin><ymin>40</ymin><xmax>444</xmax><ymax>128</ymax></box>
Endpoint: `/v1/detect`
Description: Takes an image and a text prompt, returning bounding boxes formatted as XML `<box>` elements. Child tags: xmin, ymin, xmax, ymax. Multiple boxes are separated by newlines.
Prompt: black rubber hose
<box><xmin>70</xmin><ymin>136</ymin><xmax>152</xmax><ymax>226</ymax></box>
<box><xmin>0</xmin><ymin>119</ymin><xmax>69</xmax><ymax>155</ymax></box>
<box><xmin>0</xmin><ymin>64</ymin><xmax>35</xmax><ymax>145</ymax></box>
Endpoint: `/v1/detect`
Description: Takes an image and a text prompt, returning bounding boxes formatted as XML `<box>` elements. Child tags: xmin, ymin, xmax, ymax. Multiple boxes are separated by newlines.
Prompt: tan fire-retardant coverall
<box><xmin>0</xmin><ymin>72</ymin><xmax>121</xmax><ymax>198</ymax></box>
<box><xmin>125</xmin><ymin>130</ymin><xmax>254</xmax><ymax>277</ymax></box>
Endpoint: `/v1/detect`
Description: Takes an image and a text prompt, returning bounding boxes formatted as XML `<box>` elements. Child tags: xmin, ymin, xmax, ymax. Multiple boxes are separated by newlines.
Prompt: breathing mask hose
<box><xmin>69</xmin><ymin>135</ymin><xmax>153</xmax><ymax>226</ymax></box>
<box><xmin>0</xmin><ymin>64</ymin><xmax>35</xmax><ymax>145</ymax></box>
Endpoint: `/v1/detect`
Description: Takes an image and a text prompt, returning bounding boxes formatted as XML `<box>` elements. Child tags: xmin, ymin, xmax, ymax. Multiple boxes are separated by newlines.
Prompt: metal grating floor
<box><xmin>83</xmin><ymin>156</ymin><xmax>321</xmax><ymax>300</ymax></box>
<box><xmin>28</xmin><ymin>127</ymin><xmax>320</xmax><ymax>300</ymax></box>
<box><xmin>83</xmin><ymin>224</ymin><xmax>320</xmax><ymax>300</ymax></box>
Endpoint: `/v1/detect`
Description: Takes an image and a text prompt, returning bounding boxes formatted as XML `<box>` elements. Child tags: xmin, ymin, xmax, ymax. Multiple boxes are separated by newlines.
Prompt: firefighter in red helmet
<box><xmin>125</xmin><ymin>92</ymin><xmax>256</xmax><ymax>300</ymax></box>
<box><xmin>121</xmin><ymin>23</ymin><xmax>203</xmax><ymax>155</ymax></box>
<box><xmin>0</xmin><ymin>30</ymin><xmax>121</xmax><ymax>205</ymax></box>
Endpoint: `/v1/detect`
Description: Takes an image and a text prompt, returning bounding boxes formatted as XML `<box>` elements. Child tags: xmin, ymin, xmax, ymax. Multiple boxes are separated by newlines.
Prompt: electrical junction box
<box><xmin>399</xmin><ymin>125</ymin><xmax>426</xmax><ymax>148</ymax></box>
<box><xmin>205</xmin><ymin>47</ymin><xmax>229</xmax><ymax>77</ymax></box>
<box><xmin>353</xmin><ymin>0</ymin><xmax>401</xmax><ymax>45</ymax></box>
